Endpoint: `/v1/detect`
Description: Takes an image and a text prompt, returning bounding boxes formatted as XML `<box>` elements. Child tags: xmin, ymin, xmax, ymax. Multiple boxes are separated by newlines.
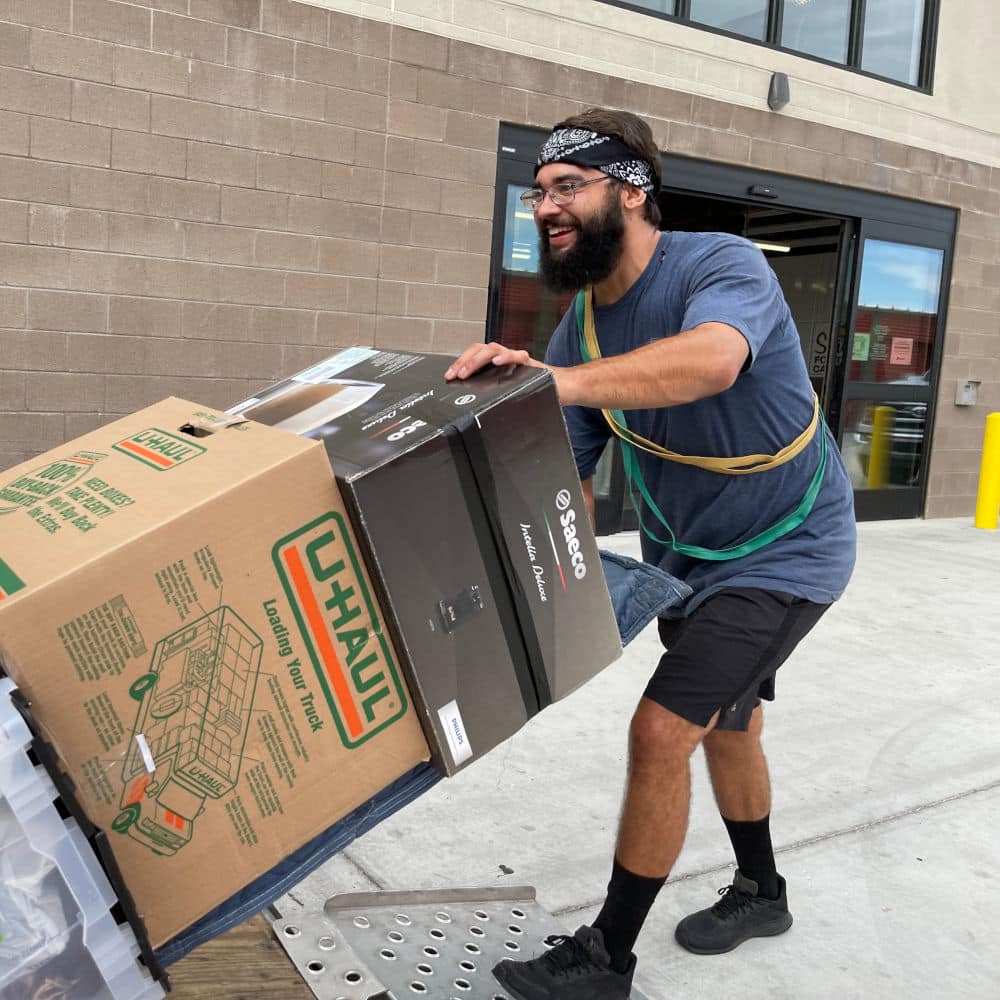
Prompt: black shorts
<box><xmin>646</xmin><ymin>588</ymin><xmax>830</xmax><ymax>732</ymax></box>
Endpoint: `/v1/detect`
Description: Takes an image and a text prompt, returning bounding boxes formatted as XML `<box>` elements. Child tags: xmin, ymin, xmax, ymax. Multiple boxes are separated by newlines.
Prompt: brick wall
<box><xmin>0</xmin><ymin>0</ymin><xmax>496</xmax><ymax>471</ymax></box>
<box><xmin>1</xmin><ymin>0</ymin><xmax>997</xmax><ymax>517</ymax></box>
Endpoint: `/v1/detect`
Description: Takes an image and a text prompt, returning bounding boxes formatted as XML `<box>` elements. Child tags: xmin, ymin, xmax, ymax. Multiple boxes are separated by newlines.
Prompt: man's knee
<box><xmin>703</xmin><ymin>704</ymin><xmax>764</xmax><ymax>762</ymax></box>
<box><xmin>629</xmin><ymin>697</ymin><xmax>708</xmax><ymax>768</ymax></box>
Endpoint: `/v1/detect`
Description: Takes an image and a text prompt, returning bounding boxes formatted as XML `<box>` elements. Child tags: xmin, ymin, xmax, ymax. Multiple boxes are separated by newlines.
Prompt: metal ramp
<box><xmin>271</xmin><ymin>886</ymin><xmax>652</xmax><ymax>1000</ymax></box>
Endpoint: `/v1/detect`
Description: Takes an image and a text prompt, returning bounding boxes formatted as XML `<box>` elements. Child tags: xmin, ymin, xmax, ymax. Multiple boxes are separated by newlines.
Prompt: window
<box><xmin>851</xmin><ymin>240</ymin><xmax>944</xmax><ymax>384</ymax></box>
<box><xmin>628</xmin><ymin>0</ymin><xmax>677</xmax><ymax>12</ymax></box>
<box><xmin>781</xmin><ymin>0</ymin><xmax>851</xmax><ymax>65</ymax></box>
<box><xmin>860</xmin><ymin>0</ymin><xmax>927</xmax><ymax>86</ymax></box>
<box><xmin>602</xmin><ymin>0</ymin><xmax>939</xmax><ymax>89</ymax></box>
<box><xmin>690</xmin><ymin>0</ymin><xmax>767</xmax><ymax>39</ymax></box>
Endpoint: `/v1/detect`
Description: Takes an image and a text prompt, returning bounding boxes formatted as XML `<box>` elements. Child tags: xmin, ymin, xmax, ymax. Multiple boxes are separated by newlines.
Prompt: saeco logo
<box><xmin>551</xmin><ymin>488</ymin><xmax>588</xmax><ymax>582</ymax></box>
<box><xmin>113</xmin><ymin>429</ymin><xmax>206</xmax><ymax>471</ymax></box>
<box><xmin>272</xmin><ymin>512</ymin><xmax>406</xmax><ymax>749</ymax></box>
<box><xmin>543</xmin><ymin>487</ymin><xmax>588</xmax><ymax>588</ymax></box>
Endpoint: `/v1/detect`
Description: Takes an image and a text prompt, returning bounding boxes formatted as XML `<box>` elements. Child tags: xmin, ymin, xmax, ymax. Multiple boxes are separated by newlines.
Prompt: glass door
<box><xmin>489</xmin><ymin>162</ymin><xmax>574</xmax><ymax>357</ymax></box>
<box><xmin>837</xmin><ymin>221</ymin><xmax>951</xmax><ymax>519</ymax></box>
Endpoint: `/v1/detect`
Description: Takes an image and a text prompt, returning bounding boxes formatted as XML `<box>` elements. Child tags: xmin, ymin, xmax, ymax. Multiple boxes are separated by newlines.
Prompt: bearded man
<box><xmin>446</xmin><ymin>108</ymin><xmax>856</xmax><ymax>1000</ymax></box>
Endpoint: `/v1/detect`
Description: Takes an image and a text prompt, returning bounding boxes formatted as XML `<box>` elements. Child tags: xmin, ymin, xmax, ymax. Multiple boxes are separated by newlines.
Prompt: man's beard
<box><xmin>538</xmin><ymin>194</ymin><xmax>626</xmax><ymax>292</ymax></box>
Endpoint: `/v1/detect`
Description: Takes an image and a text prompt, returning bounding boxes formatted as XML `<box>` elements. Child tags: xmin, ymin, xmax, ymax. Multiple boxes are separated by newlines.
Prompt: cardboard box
<box><xmin>0</xmin><ymin>400</ymin><xmax>429</xmax><ymax>946</ymax></box>
<box><xmin>230</xmin><ymin>348</ymin><xmax>622</xmax><ymax>774</ymax></box>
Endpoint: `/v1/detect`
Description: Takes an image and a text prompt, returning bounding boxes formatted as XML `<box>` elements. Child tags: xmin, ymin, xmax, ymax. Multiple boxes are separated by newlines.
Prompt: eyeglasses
<box><xmin>519</xmin><ymin>176</ymin><xmax>615</xmax><ymax>211</ymax></box>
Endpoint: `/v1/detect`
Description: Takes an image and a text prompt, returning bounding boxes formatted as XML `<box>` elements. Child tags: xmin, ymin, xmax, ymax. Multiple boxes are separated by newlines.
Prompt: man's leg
<box><xmin>674</xmin><ymin>703</ymin><xmax>793</xmax><ymax>954</ymax></box>
<box><xmin>492</xmin><ymin>698</ymin><xmax>713</xmax><ymax>1000</ymax></box>
<box><xmin>618</xmin><ymin>698</ymin><xmax>714</xmax><ymax>874</ymax></box>
<box><xmin>592</xmin><ymin>698</ymin><xmax>716</xmax><ymax>967</ymax></box>
<box><xmin>703</xmin><ymin>704</ymin><xmax>781</xmax><ymax>899</ymax></box>
<box><xmin>704</xmin><ymin>703</ymin><xmax>769</xmax><ymax>820</ymax></box>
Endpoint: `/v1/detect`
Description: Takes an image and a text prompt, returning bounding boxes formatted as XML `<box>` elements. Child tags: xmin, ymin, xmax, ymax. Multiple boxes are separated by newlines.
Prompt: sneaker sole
<box><xmin>674</xmin><ymin>912</ymin><xmax>793</xmax><ymax>956</ymax></box>
<box><xmin>492</xmin><ymin>964</ymin><xmax>539</xmax><ymax>1000</ymax></box>
<box><xmin>493</xmin><ymin>964</ymin><xmax>634</xmax><ymax>1000</ymax></box>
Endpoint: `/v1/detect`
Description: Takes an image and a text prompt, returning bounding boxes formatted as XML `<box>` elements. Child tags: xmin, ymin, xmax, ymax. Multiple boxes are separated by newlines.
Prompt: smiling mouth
<box><xmin>546</xmin><ymin>224</ymin><xmax>577</xmax><ymax>246</ymax></box>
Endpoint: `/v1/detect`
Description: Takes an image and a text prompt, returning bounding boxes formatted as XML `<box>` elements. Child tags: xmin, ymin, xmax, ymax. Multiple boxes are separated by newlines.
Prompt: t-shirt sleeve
<box><xmin>545</xmin><ymin>305</ymin><xmax>612</xmax><ymax>481</ymax></box>
<box><xmin>680</xmin><ymin>235</ymin><xmax>786</xmax><ymax>367</ymax></box>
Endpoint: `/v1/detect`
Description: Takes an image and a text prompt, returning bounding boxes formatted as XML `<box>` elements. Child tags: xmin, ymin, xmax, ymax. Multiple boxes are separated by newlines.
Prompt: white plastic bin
<box><xmin>0</xmin><ymin>677</ymin><xmax>164</xmax><ymax>1000</ymax></box>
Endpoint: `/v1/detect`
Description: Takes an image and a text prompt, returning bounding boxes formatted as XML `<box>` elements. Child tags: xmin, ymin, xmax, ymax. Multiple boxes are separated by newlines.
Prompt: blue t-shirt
<box><xmin>545</xmin><ymin>231</ymin><xmax>856</xmax><ymax>616</ymax></box>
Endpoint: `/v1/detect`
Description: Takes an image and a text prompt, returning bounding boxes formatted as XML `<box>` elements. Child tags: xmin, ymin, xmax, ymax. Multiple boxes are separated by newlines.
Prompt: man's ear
<box><xmin>621</xmin><ymin>184</ymin><xmax>649</xmax><ymax>213</ymax></box>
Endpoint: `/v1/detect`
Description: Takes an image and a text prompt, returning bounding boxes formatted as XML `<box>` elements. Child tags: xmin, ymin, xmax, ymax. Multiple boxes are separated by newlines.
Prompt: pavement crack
<box><xmin>342</xmin><ymin>849</ymin><xmax>387</xmax><ymax>891</ymax></box>
<box><xmin>553</xmin><ymin>779</ymin><xmax>1000</xmax><ymax>918</ymax></box>
<box><xmin>772</xmin><ymin>778</ymin><xmax>1000</xmax><ymax>860</ymax></box>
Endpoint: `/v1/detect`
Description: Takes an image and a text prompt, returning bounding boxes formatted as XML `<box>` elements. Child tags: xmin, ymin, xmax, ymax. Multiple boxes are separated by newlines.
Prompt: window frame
<box><xmin>596</xmin><ymin>0</ymin><xmax>940</xmax><ymax>93</ymax></box>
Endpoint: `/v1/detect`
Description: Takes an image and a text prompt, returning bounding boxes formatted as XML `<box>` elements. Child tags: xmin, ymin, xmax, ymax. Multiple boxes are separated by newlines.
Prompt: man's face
<box><xmin>534</xmin><ymin>165</ymin><xmax>625</xmax><ymax>293</ymax></box>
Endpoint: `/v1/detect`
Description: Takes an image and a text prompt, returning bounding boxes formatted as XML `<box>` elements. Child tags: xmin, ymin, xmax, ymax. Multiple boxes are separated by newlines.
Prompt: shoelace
<box><xmin>711</xmin><ymin>883</ymin><xmax>757</xmax><ymax>921</ymax></box>
<box><xmin>539</xmin><ymin>933</ymin><xmax>603</xmax><ymax>976</ymax></box>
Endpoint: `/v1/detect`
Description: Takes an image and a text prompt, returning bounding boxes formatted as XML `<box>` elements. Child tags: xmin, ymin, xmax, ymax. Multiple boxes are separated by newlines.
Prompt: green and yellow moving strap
<box><xmin>573</xmin><ymin>289</ymin><xmax>828</xmax><ymax>561</ymax></box>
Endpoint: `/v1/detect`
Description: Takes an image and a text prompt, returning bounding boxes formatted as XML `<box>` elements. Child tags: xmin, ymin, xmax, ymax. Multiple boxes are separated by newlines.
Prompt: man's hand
<box><xmin>445</xmin><ymin>342</ymin><xmax>547</xmax><ymax>381</ymax></box>
<box><xmin>445</xmin><ymin>342</ymin><xmax>586</xmax><ymax>403</ymax></box>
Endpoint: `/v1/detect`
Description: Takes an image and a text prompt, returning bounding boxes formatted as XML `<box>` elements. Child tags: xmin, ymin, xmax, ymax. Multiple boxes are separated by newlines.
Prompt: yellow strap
<box><xmin>582</xmin><ymin>287</ymin><xmax>819</xmax><ymax>476</ymax></box>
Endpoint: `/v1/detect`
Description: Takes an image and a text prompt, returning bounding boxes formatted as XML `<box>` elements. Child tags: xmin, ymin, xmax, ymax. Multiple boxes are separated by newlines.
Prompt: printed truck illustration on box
<box><xmin>113</xmin><ymin>607</ymin><xmax>263</xmax><ymax>856</ymax></box>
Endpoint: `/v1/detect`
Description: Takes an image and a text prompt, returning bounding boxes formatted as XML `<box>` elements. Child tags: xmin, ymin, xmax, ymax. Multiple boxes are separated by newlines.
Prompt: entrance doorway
<box><xmin>487</xmin><ymin>125</ymin><xmax>956</xmax><ymax>529</ymax></box>
<box><xmin>660</xmin><ymin>193</ymin><xmax>844</xmax><ymax>412</ymax></box>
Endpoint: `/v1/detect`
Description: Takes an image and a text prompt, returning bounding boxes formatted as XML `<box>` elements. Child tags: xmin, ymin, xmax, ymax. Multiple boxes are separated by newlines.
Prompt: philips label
<box><xmin>438</xmin><ymin>699</ymin><xmax>473</xmax><ymax>766</ymax></box>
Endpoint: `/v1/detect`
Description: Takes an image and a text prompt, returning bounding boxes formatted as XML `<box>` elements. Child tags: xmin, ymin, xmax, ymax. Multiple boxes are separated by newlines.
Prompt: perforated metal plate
<box><xmin>271</xmin><ymin>886</ymin><xmax>650</xmax><ymax>1000</ymax></box>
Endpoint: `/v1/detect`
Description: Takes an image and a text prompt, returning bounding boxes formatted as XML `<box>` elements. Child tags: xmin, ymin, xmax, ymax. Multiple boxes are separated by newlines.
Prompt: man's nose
<box><xmin>535</xmin><ymin>194</ymin><xmax>561</xmax><ymax>220</ymax></box>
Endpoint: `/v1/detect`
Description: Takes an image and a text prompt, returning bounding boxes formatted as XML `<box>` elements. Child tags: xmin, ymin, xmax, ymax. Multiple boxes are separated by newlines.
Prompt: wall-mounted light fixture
<box><xmin>767</xmin><ymin>72</ymin><xmax>790</xmax><ymax>111</ymax></box>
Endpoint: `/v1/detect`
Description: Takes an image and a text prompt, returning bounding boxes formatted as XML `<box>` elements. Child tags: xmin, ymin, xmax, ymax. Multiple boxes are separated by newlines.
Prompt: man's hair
<box><xmin>552</xmin><ymin>108</ymin><xmax>663</xmax><ymax>227</ymax></box>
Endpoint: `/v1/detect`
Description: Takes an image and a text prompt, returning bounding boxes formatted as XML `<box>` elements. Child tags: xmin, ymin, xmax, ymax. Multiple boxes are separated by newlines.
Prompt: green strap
<box><xmin>621</xmin><ymin>432</ymin><xmax>827</xmax><ymax>561</ymax></box>
<box><xmin>574</xmin><ymin>292</ymin><xmax>827</xmax><ymax>561</ymax></box>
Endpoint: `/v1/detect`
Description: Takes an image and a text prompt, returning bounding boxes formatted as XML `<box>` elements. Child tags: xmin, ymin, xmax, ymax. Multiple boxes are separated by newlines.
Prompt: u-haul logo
<box><xmin>113</xmin><ymin>429</ymin><xmax>206</xmax><ymax>471</ymax></box>
<box><xmin>272</xmin><ymin>512</ymin><xmax>406</xmax><ymax>749</ymax></box>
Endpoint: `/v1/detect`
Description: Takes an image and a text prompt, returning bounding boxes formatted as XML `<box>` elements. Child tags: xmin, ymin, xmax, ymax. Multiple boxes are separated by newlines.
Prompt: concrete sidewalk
<box><xmin>281</xmin><ymin>518</ymin><xmax>1000</xmax><ymax>999</ymax></box>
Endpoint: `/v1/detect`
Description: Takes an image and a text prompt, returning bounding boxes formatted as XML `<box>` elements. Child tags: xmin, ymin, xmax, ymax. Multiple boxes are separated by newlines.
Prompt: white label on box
<box><xmin>293</xmin><ymin>348</ymin><xmax>378</xmax><ymax>383</ymax></box>
<box><xmin>438</xmin><ymin>699</ymin><xmax>473</xmax><ymax>767</ymax></box>
<box><xmin>135</xmin><ymin>734</ymin><xmax>156</xmax><ymax>773</ymax></box>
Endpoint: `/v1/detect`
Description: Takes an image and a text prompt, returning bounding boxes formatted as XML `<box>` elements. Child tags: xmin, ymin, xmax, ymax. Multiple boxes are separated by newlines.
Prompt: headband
<box><xmin>535</xmin><ymin>127</ymin><xmax>658</xmax><ymax>195</ymax></box>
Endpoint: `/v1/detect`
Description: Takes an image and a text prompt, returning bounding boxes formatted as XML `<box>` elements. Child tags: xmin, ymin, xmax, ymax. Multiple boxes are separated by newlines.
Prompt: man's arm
<box><xmin>445</xmin><ymin>321</ymin><xmax>749</xmax><ymax>409</ymax></box>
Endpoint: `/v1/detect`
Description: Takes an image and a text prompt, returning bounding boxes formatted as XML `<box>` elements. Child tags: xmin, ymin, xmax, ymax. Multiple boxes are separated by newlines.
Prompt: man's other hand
<box><xmin>445</xmin><ymin>342</ymin><xmax>546</xmax><ymax>380</ymax></box>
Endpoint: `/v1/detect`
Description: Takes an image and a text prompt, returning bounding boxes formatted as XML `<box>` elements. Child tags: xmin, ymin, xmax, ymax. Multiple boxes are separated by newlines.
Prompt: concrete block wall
<box><xmin>1</xmin><ymin>0</ymin><xmax>997</xmax><ymax>517</ymax></box>
<box><xmin>0</xmin><ymin>0</ymin><xmax>495</xmax><ymax>471</ymax></box>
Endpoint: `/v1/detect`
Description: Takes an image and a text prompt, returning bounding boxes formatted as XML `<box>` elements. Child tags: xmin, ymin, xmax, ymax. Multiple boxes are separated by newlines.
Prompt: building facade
<box><xmin>0</xmin><ymin>0</ymin><xmax>997</xmax><ymax>519</ymax></box>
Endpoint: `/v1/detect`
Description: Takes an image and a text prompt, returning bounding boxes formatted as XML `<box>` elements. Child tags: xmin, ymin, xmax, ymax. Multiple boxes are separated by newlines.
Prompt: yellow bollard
<box><xmin>867</xmin><ymin>405</ymin><xmax>895</xmax><ymax>490</ymax></box>
<box><xmin>974</xmin><ymin>412</ymin><xmax>1000</xmax><ymax>530</ymax></box>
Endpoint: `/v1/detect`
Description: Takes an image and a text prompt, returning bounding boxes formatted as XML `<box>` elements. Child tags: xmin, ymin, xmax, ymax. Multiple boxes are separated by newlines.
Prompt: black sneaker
<box><xmin>492</xmin><ymin>924</ymin><xmax>635</xmax><ymax>1000</ymax></box>
<box><xmin>674</xmin><ymin>870</ymin><xmax>793</xmax><ymax>955</ymax></box>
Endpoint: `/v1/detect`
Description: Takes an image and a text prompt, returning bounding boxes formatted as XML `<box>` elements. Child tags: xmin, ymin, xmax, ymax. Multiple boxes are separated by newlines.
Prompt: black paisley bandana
<box><xmin>535</xmin><ymin>127</ymin><xmax>657</xmax><ymax>195</ymax></box>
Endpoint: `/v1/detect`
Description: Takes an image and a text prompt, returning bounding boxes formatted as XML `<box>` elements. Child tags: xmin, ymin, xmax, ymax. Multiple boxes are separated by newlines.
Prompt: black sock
<box><xmin>592</xmin><ymin>859</ymin><xmax>666</xmax><ymax>973</ymax></box>
<box><xmin>722</xmin><ymin>815</ymin><xmax>780</xmax><ymax>899</ymax></box>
